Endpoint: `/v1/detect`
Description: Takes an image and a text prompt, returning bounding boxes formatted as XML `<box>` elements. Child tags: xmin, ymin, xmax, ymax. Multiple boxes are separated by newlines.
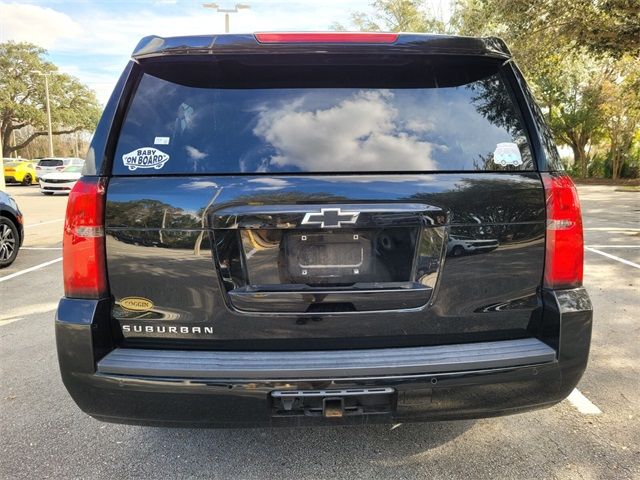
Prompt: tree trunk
<box><xmin>571</xmin><ymin>143</ymin><xmax>588</xmax><ymax>178</ymax></box>
<box><xmin>609</xmin><ymin>134</ymin><xmax>624</xmax><ymax>180</ymax></box>
<box><xmin>1</xmin><ymin>120</ymin><xmax>11</xmax><ymax>157</ymax></box>
<box><xmin>611</xmin><ymin>147</ymin><xmax>618</xmax><ymax>180</ymax></box>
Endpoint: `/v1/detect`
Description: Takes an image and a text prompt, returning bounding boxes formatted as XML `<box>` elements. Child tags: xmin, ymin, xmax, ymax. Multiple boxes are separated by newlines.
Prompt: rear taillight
<box><xmin>255</xmin><ymin>32</ymin><xmax>399</xmax><ymax>44</ymax></box>
<box><xmin>542</xmin><ymin>173</ymin><xmax>583</xmax><ymax>289</ymax></box>
<box><xmin>63</xmin><ymin>177</ymin><xmax>108</xmax><ymax>299</ymax></box>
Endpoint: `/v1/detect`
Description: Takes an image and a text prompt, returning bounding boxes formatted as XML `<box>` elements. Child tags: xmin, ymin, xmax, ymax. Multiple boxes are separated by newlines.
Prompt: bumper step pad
<box><xmin>97</xmin><ymin>338</ymin><xmax>555</xmax><ymax>380</ymax></box>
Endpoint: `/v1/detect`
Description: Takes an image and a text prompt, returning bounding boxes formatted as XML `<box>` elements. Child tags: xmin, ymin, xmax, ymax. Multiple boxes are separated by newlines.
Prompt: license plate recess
<box><xmin>284</xmin><ymin>231</ymin><xmax>372</xmax><ymax>284</ymax></box>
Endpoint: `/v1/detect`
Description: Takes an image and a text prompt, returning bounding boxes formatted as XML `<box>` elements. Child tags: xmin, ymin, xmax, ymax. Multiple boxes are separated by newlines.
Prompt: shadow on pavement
<box><xmin>127</xmin><ymin>420</ymin><xmax>473</xmax><ymax>473</ymax></box>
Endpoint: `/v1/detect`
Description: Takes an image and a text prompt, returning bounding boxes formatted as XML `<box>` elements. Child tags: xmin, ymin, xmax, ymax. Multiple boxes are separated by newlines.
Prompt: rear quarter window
<box><xmin>113</xmin><ymin>57</ymin><xmax>534</xmax><ymax>174</ymax></box>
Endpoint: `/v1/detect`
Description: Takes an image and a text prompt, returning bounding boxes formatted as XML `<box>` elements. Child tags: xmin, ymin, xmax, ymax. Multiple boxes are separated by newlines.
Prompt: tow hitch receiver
<box><xmin>323</xmin><ymin>398</ymin><xmax>344</xmax><ymax>418</ymax></box>
<box><xmin>271</xmin><ymin>388</ymin><xmax>395</xmax><ymax>418</ymax></box>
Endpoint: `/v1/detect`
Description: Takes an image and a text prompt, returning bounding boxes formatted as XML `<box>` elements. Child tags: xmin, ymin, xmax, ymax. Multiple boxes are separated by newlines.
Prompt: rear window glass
<box><xmin>113</xmin><ymin>58</ymin><xmax>533</xmax><ymax>174</ymax></box>
<box><xmin>39</xmin><ymin>159</ymin><xmax>63</xmax><ymax>167</ymax></box>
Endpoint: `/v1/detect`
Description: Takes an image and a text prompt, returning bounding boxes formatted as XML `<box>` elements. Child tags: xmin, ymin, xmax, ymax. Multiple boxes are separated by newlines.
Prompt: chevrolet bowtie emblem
<box><xmin>300</xmin><ymin>208</ymin><xmax>360</xmax><ymax>228</ymax></box>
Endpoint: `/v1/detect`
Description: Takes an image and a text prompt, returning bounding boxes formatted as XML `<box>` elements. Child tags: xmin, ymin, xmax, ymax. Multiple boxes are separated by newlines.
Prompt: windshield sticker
<box><xmin>493</xmin><ymin>142</ymin><xmax>523</xmax><ymax>167</ymax></box>
<box><xmin>154</xmin><ymin>136</ymin><xmax>170</xmax><ymax>145</ymax></box>
<box><xmin>122</xmin><ymin>147</ymin><xmax>170</xmax><ymax>171</ymax></box>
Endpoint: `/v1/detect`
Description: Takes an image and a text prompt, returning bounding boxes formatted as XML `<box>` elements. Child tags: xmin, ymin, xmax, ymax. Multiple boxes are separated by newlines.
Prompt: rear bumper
<box><xmin>55</xmin><ymin>288</ymin><xmax>592</xmax><ymax>427</ymax></box>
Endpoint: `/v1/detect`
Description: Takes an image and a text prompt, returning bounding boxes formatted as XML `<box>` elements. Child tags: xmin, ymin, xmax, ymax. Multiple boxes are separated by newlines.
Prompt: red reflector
<box><xmin>255</xmin><ymin>32</ymin><xmax>399</xmax><ymax>44</ymax></box>
<box><xmin>63</xmin><ymin>177</ymin><xmax>108</xmax><ymax>299</ymax></box>
<box><xmin>542</xmin><ymin>173</ymin><xmax>583</xmax><ymax>289</ymax></box>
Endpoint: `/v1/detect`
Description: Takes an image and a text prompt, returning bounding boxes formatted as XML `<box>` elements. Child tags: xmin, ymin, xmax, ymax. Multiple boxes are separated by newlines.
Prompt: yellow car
<box><xmin>3</xmin><ymin>159</ymin><xmax>38</xmax><ymax>185</ymax></box>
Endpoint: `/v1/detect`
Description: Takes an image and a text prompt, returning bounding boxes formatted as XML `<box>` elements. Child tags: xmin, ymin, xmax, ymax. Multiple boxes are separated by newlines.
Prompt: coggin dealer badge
<box><xmin>122</xmin><ymin>147</ymin><xmax>170</xmax><ymax>171</ymax></box>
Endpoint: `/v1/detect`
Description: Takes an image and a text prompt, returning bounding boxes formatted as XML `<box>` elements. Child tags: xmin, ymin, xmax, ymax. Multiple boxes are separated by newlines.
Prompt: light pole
<box><xmin>202</xmin><ymin>3</ymin><xmax>251</xmax><ymax>33</ymax></box>
<box><xmin>30</xmin><ymin>70</ymin><xmax>54</xmax><ymax>157</ymax></box>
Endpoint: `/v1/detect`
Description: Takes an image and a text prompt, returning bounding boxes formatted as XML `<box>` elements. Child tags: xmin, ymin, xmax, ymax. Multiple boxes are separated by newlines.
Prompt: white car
<box><xmin>39</xmin><ymin>165</ymin><xmax>83</xmax><ymax>195</ymax></box>
<box><xmin>36</xmin><ymin>157</ymin><xmax>84</xmax><ymax>178</ymax></box>
<box><xmin>447</xmin><ymin>235</ymin><xmax>499</xmax><ymax>257</ymax></box>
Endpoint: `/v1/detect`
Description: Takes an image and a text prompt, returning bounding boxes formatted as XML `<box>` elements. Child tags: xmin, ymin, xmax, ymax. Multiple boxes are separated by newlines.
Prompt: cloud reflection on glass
<box><xmin>253</xmin><ymin>90</ymin><xmax>439</xmax><ymax>172</ymax></box>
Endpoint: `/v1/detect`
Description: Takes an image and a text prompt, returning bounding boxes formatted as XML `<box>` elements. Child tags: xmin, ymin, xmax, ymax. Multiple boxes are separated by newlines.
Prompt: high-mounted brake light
<box><xmin>63</xmin><ymin>177</ymin><xmax>108</xmax><ymax>299</ymax></box>
<box><xmin>542</xmin><ymin>173</ymin><xmax>583</xmax><ymax>289</ymax></box>
<box><xmin>255</xmin><ymin>32</ymin><xmax>399</xmax><ymax>44</ymax></box>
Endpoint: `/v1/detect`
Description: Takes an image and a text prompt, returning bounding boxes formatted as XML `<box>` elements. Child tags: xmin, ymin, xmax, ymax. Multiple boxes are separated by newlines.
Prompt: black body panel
<box><xmin>55</xmin><ymin>288</ymin><xmax>592</xmax><ymax>427</ymax></box>
<box><xmin>105</xmin><ymin>172</ymin><xmax>545</xmax><ymax>350</ymax></box>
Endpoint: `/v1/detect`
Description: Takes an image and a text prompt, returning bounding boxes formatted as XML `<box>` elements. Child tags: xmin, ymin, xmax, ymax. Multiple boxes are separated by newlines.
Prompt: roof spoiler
<box><xmin>131</xmin><ymin>33</ymin><xmax>511</xmax><ymax>60</ymax></box>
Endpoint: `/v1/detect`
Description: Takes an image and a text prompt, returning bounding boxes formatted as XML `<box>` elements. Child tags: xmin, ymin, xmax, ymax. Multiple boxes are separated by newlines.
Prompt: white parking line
<box><xmin>586</xmin><ymin>245</ymin><xmax>640</xmax><ymax>248</ymax></box>
<box><xmin>21</xmin><ymin>247</ymin><xmax>63</xmax><ymax>250</ymax></box>
<box><xmin>0</xmin><ymin>318</ymin><xmax>23</xmax><ymax>327</ymax></box>
<box><xmin>0</xmin><ymin>257</ymin><xmax>62</xmax><ymax>282</ymax></box>
<box><xmin>567</xmin><ymin>388</ymin><xmax>602</xmax><ymax>415</ymax></box>
<box><xmin>0</xmin><ymin>302</ymin><xmax>60</xmax><ymax>323</ymax></box>
<box><xmin>584</xmin><ymin>227</ymin><xmax>640</xmax><ymax>231</ymax></box>
<box><xmin>585</xmin><ymin>247</ymin><xmax>640</xmax><ymax>269</ymax></box>
<box><xmin>24</xmin><ymin>218</ymin><xmax>64</xmax><ymax>228</ymax></box>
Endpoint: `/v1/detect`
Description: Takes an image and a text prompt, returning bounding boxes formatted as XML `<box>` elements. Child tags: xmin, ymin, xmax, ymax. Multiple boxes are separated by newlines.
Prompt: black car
<box><xmin>56</xmin><ymin>32</ymin><xmax>592</xmax><ymax>427</ymax></box>
<box><xmin>0</xmin><ymin>189</ymin><xmax>24</xmax><ymax>268</ymax></box>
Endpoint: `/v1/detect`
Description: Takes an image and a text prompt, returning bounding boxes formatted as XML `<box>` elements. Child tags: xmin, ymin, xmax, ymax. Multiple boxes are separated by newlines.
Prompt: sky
<box><xmin>0</xmin><ymin>0</ymin><xmax>373</xmax><ymax>104</ymax></box>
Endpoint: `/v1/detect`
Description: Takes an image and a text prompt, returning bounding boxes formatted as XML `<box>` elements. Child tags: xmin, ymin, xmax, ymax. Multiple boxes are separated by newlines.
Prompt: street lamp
<box><xmin>202</xmin><ymin>3</ymin><xmax>250</xmax><ymax>33</ymax></box>
<box><xmin>30</xmin><ymin>70</ymin><xmax>54</xmax><ymax>157</ymax></box>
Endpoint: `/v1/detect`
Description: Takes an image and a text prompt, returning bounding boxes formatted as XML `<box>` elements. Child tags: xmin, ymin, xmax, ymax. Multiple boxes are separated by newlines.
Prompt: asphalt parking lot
<box><xmin>1</xmin><ymin>184</ymin><xmax>638</xmax><ymax>479</ymax></box>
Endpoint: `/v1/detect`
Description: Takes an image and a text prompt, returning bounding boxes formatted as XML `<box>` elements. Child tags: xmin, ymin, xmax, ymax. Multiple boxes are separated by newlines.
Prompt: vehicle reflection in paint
<box><xmin>447</xmin><ymin>235</ymin><xmax>499</xmax><ymax>257</ymax></box>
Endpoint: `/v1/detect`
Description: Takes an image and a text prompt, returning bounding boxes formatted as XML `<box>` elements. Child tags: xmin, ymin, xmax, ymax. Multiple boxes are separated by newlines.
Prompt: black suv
<box><xmin>56</xmin><ymin>32</ymin><xmax>592</xmax><ymax>427</ymax></box>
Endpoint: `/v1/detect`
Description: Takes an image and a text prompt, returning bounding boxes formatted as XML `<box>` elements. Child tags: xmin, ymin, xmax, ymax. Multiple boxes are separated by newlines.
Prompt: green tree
<box><xmin>537</xmin><ymin>54</ymin><xmax>608</xmax><ymax>178</ymax></box>
<box><xmin>454</xmin><ymin>0</ymin><xmax>640</xmax><ymax>58</ymax></box>
<box><xmin>0</xmin><ymin>42</ymin><xmax>102</xmax><ymax>156</ymax></box>
<box><xmin>454</xmin><ymin>0</ymin><xmax>640</xmax><ymax>178</ymax></box>
<box><xmin>331</xmin><ymin>0</ymin><xmax>448</xmax><ymax>33</ymax></box>
<box><xmin>600</xmin><ymin>55</ymin><xmax>640</xmax><ymax>179</ymax></box>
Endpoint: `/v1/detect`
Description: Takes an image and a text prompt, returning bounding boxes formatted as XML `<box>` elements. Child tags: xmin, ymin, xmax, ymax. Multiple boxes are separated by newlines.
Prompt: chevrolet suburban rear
<box><xmin>55</xmin><ymin>32</ymin><xmax>592</xmax><ymax>427</ymax></box>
